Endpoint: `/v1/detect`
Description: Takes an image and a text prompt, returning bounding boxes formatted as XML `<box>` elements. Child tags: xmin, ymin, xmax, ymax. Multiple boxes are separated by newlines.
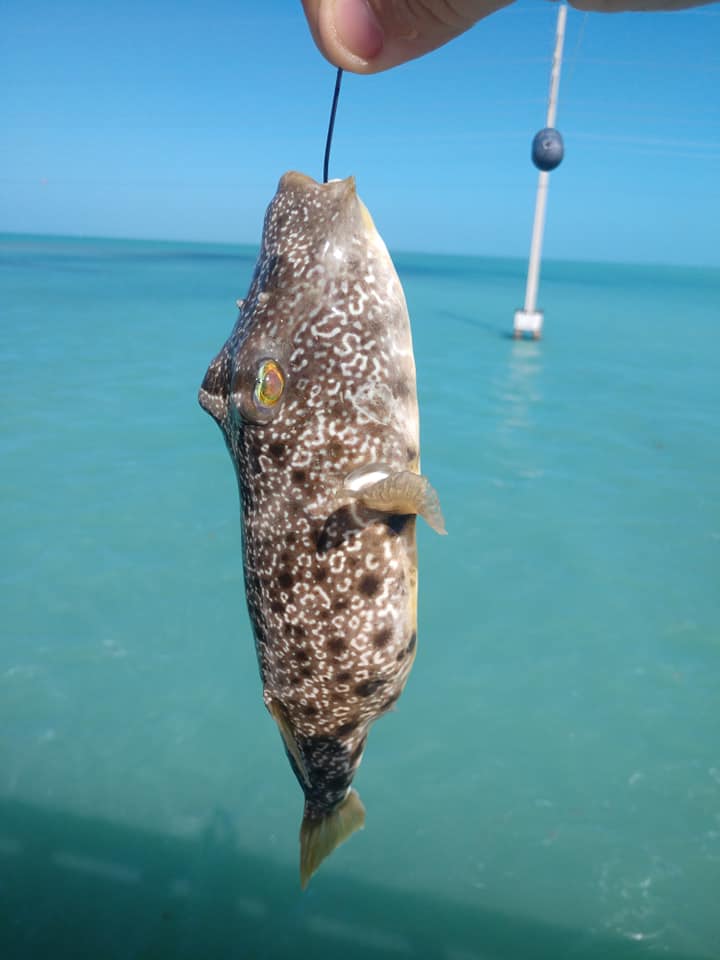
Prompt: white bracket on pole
<box><xmin>513</xmin><ymin>2</ymin><xmax>567</xmax><ymax>340</ymax></box>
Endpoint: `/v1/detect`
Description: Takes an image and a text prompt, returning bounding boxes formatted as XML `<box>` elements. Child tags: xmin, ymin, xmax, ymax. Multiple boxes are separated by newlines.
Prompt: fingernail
<box><xmin>333</xmin><ymin>0</ymin><xmax>384</xmax><ymax>62</ymax></box>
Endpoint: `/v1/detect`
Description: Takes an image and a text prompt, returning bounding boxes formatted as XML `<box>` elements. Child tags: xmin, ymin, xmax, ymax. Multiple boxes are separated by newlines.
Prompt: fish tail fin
<box><xmin>299</xmin><ymin>789</ymin><xmax>365</xmax><ymax>890</ymax></box>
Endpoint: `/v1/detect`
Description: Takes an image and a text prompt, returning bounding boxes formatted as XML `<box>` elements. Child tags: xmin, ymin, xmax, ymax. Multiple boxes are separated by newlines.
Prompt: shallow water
<box><xmin>1</xmin><ymin>234</ymin><xmax>719</xmax><ymax>959</ymax></box>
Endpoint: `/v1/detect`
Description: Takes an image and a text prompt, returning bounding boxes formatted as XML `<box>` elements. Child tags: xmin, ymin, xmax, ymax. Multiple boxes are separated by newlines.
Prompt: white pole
<box><xmin>546</xmin><ymin>4</ymin><xmax>566</xmax><ymax>131</ymax></box>
<box><xmin>523</xmin><ymin>170</ymin><xmax>550</xmax><ymax>314</ymax></box>
<box><xmin>514</xmin><ymin>2</ymin><xmax>567</xmax><ymax>337</ymax></box>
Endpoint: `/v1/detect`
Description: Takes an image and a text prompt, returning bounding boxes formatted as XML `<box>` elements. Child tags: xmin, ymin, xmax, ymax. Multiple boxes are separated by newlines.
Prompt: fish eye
<box><xmin>254</xmin><ymin>359</ymin><xmax>284</xmax><ymax>410</ymax></box>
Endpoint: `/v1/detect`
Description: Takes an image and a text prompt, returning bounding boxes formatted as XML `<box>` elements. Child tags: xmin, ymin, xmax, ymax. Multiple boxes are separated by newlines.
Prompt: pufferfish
<box><xmin>198</xmin><ymin>171</ymin><xmax>445</xmax><ymax>888</ymax></box>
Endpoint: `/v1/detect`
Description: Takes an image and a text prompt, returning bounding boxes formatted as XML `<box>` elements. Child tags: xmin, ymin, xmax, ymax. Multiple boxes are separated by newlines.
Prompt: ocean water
<box><xmin>1</xmin><ymin>232</ymin><xmax>718</xmax><ymax>960</ymax></box>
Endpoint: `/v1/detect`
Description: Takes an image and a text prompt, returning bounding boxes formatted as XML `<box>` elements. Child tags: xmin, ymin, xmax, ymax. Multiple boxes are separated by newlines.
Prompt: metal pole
<box><xmin>515</xmin><ymin>2</ymin><xmax>567</xmax><ymax>337</ymax></box>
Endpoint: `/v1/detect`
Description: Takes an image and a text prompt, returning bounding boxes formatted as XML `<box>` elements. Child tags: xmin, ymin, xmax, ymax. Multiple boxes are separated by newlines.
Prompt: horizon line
<box><xmin>1</xmin><ymin>230</ymin><xmax>718</xmax><ymax>273</ymax></box>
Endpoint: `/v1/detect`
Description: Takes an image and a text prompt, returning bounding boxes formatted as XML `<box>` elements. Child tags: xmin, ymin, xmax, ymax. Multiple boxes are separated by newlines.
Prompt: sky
<box><xmin>2</xmin><ymin>0</ymin><xmax>719</xmax><ymax>266</ymax></box>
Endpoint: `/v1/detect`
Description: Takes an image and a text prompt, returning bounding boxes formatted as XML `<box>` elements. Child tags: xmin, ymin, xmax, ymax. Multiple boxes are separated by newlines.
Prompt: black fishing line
<box><xmin>323</xmin><ymin>67</ymin><xmax>343</xmax><ymax>183</ymax></box>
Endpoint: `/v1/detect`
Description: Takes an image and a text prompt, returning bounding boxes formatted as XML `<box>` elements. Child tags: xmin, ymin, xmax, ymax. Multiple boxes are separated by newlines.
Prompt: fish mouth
<box><xmin>270</xmin><ymin>170</ymin><xmax>382</xmax><ymax>258</ymax></box>
<box><xmin>278</xmin><ymin>171</ymin><xmax>379</xmax><ymax>239</ymax></box>
<box><xmin>277</xmin><ymin>170</ymin><xmax>357</xmax><ymax>205</ymax></box>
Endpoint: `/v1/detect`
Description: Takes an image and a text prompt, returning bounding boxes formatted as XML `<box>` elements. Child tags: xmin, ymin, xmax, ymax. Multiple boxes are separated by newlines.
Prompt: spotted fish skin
<box><xmin>199</xmin><ymin>172</ymin><xmax>442</xmax><ymax>883</ymax></box>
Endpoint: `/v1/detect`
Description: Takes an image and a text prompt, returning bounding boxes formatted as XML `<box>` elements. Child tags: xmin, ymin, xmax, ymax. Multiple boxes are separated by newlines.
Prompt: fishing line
<box><xmin>323</xmin><ymin>67</ymin><xmax>343</xmax><ymax>183</ymax></box>
<box><xmin>564</xmin><ymin>12</ymin><xmax>588</xmax><ymax>90</ymax></box>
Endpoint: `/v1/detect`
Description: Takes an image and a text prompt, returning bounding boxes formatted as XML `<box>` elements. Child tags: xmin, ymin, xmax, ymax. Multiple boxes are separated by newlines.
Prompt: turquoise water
<box><xmin>1</xmin><ymin>233</ymin><xmax>719</xmax><ymax>959</ymax></box>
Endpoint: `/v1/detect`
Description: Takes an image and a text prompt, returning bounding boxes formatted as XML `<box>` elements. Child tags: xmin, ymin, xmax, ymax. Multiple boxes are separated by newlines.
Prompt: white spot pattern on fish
<box><xmin>198</xmin><ymin>171</ymin><xmax>442</xmax><ymax>887</ymax></box>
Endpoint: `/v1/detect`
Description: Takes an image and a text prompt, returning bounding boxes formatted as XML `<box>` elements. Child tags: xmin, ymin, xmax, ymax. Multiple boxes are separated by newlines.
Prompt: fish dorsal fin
<box><xmin>268</xmin><ymin>699</ymin><xmax>312</xmax><ymax>788</ymax></box>
<box><xmin>344</xmin><ymin>468</ymin><xmax>446</xmax><ymax>535</ymax></box>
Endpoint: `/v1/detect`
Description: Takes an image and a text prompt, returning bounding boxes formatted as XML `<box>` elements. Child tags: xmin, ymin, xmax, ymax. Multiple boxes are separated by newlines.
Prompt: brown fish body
<box><xmin>199</xmin><ymin>172</ymin><xmax>443</xmax><ymax>885</ymax></box>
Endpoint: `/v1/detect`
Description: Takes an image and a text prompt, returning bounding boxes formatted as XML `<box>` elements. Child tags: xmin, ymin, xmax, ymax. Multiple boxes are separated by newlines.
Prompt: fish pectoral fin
<box><xmin>300</xmin><ymin>789</ymin><xmax>366</xmax><ymax>890</ymax></box>
<box><xmin>268</xmin><ymin>699</ymin><xmax>312</xmax><ymax>788</ymax></box>
<box><xmin>348</xmin><ymin>470</ymin><xmax>447</xmax><ymax>535</ymax></box>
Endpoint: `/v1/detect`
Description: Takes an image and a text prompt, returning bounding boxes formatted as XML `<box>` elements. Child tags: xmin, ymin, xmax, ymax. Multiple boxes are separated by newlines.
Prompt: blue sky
<box><xmin>2</xmin><ymin>1</ymin><xmax>719</xmax><ymax>265</ymax></box>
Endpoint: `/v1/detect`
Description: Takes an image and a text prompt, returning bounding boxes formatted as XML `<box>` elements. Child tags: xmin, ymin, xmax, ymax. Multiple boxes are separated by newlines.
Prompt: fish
<box><xmin>198</xmin><ymin>171</ymin><xmax>445</xmax><ymax>888</ymax></box>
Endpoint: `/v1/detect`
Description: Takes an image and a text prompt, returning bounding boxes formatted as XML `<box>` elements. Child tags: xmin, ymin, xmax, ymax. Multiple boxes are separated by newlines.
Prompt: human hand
<box><xmin>301</xmin><ymin>0</ymin><xmax>718</xmax><ymax>75</ymax></box>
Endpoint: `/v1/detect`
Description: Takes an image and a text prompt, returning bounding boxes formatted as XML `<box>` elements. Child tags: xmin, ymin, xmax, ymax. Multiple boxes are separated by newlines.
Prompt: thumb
<box><xmin>301</xmin><ymin>0</ymin><xmax>515</xmax><ymax>75</ymax></box>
